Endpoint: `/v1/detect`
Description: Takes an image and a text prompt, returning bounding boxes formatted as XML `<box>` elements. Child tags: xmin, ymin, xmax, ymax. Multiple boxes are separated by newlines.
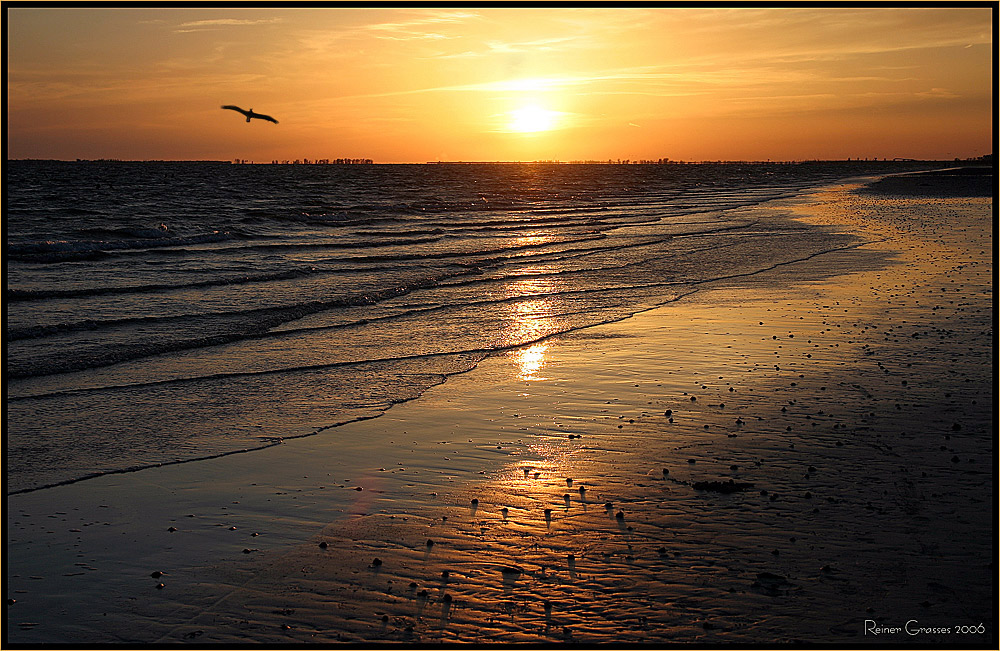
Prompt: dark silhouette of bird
<box><xmin>221</xmin><ymin>105</ymin><xmax>278</xmax><ymax>124</ymax></box>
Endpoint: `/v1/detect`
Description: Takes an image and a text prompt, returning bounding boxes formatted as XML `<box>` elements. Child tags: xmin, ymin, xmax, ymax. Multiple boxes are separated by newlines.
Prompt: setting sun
<box><xmin>508</xmin><ymin>105</ymin><xmax>560</xmax><ymax>133</ymax></box>
<box><xmin>5</xmin><ymin>7</ymin><xmax>992</xmax><ymax>161</ymax></box>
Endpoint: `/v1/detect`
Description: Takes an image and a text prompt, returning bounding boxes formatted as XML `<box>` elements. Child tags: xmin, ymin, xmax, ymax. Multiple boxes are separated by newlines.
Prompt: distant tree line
<box><xmin>569</xmin><ymin>158</ymin><xmax>674</xmax><ymax>164</ymax></box>
<box><xmin>232</xmin><ymin>158</ymin><xmax>374</xmax><ymax>165</ymax></box>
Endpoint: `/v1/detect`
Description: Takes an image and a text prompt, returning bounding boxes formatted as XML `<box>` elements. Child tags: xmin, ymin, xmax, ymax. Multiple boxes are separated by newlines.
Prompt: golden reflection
<box><xmin>511</xmin><ymin>234</ymin><xmax>549</xmax><ymax>248</ymax></box>
<box><xmin>515</xmin><ymin>342</ymin><xmax>549</xmax><ymax>381</ymax></box>
<box><xmin>503</xmin><ymin>275</ymin><xmax>561</xmax><ymax>381</ymax></box>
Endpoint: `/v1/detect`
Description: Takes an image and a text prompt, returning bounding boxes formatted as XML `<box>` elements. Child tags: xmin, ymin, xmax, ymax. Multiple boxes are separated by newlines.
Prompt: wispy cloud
<box><xmin>286</xmin><ymin>11</ymin><xmax>477</xmax><ymax>59</ymax></box>
<box><xmin>684</xmin><ymin>8</ymin><xmax>993</xmax><ymax>63</ymax></box>
<box><xmin>174</xmin><ymin>18</ymin><xmax>282</xmax><ymax>33</ymax></box>
<box><xmin>430</xmin><ymin>35</ymin><xmax>582</xmax><ymax>60</ymax></box>
<box><xmin>9</xmin><ymin>68</ymin><xmax>268</xmax><ymax>105</ymax></box>
<box><xmin>321</xmin><ymin>68</ymin><xmax>710</xmax><ymax>102</ymax></box>
<box><xmin>915</xmin><ymin>87</ymin><xmax>959</xmax><ymax>99</ymax></box>
<box><xmin>364</xmin><ymin>11</ymin><xmax>477</xmax><ymax>41</ymax></box>
<box><xmin>485</xmin><ymin>36</ymin><xmax>579</xmax><ymax>54</ymax></box>
<box><xmin>364</xmin><ymin>11</ymin><xmax>479</xmax><ymax>32</ymax></box>
<box><xmin>374</xmin><ymin>32</ymin><xmax>453</xmax><ymax>42</ymax></box>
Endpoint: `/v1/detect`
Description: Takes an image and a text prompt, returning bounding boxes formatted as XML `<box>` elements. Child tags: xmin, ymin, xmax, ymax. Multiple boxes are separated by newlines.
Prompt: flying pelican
<box><xmin>221</xmin><ymin>105</ymin><xmax>278</xmax><ymax>124</ymax></box>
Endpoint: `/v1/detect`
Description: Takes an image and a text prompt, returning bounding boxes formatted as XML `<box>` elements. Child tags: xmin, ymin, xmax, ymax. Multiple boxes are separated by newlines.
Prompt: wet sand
<box><xmin>5</xmin><ymin>172</ymin><xmax>994</xmax><ymax>645</ymax></box>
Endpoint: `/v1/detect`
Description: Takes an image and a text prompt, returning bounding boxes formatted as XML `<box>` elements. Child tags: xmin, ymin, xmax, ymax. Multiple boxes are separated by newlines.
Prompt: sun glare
<box><xmin>508</xmin><ymin>106</ymin><xmax>558</xmax><ymax>133</ymax></box>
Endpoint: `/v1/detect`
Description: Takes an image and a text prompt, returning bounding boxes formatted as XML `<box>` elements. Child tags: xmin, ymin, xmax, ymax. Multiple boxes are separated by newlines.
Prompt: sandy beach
<box><xmin>5</xmin><ymin>171</ymin><xmax>994</xmax><ymax>645</ymax></box>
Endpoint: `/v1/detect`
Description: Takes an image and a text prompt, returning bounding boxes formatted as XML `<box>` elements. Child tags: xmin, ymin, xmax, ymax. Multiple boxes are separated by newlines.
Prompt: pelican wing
<box><xmin>255</xmin><ymin>113</ymin><xmax>279</xmax><ymax>124</ymax></box>
<box><xmin>221</xmin><ymin>105</ymin><xmax>250</xmax><ymax>117</ymax></box>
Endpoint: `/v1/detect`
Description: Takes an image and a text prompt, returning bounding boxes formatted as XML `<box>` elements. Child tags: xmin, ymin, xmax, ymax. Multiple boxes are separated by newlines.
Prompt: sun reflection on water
<box><xmin>511</xmin><ymin>234</ymin><xmax>550</xmax><ymax>248</ymax></box>
<box><xmin>503</xmin><ymin>275</ymin><xmax>561</xmax><ymax>381</ymax></box>
<box><xmin>515</xmin><ymin>342</ymin><xmax>549</xmax><ymax>380</ymax></box>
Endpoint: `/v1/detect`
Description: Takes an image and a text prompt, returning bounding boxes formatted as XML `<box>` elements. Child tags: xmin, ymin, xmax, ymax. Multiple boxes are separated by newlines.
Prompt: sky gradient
<box><xmin>6</xmin><ymin>7</ymin><xmax>994</xmax><ymax>162</ymax></box>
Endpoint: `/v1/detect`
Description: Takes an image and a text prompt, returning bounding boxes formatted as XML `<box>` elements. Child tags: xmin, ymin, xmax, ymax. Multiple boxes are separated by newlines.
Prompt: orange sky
<box><xmin>6</xmin><ymin>7</ymin><xmax>994</xmax><ymax>162</ymax></box>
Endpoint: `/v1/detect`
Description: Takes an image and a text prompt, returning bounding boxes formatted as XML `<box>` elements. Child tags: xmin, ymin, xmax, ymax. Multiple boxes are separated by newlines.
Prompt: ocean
<box><xmin>5</xmin><ymin>159</ymin><xmax>938</xmax><ymax>493</ymax></box>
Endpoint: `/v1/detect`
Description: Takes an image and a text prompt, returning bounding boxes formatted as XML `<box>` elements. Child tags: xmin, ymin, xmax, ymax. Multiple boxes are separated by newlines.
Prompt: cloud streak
<box><xmin>174</xmin><ymin>17</ymin><xmax>282</xmax><ymax>33</ymax></box>
<box><xmin>363</xmin><ymin>11</ymin><xmax>478</xmax><ymax>41</ymax></box>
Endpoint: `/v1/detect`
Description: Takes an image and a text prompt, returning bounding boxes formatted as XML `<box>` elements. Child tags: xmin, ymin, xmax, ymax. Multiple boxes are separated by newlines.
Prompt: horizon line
<box><xmin>9</xmin><ymin>155</ymin><xmax>994</xmax><ymax>165</ymax></box>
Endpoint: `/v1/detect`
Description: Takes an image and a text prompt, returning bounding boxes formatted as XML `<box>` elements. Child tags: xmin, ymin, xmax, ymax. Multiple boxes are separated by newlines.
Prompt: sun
<box><xmin>508</xmin><ymin>105</ymin><xmax>559</xmax><ymax>133</ymax></box>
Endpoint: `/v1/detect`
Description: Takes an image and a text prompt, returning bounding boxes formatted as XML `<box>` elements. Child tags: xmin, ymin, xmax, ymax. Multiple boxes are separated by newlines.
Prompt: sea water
<box><xmin>5</xmin><ymin>160</ymin><xmax>937</xmax><ymax>492</ymax></box>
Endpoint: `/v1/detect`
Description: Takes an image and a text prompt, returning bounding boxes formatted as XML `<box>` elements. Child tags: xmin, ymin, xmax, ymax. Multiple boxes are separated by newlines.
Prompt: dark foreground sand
<box><xmin>5</xmin><ymin>171</ymin><xmax>994</xmax><ymax>646</ymax></box>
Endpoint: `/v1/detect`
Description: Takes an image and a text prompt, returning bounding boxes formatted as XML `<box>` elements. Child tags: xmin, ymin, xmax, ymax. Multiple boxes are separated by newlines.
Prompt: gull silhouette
<box><xmin>221</xmin><ymin>105</ymin><xmax>278</xmax><ymax>124</ymax></box>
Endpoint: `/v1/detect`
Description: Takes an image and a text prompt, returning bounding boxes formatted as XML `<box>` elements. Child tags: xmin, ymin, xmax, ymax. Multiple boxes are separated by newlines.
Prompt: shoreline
<box><xmin>6</xmin><ymin>174</ymin><xmax>994</xmax><ymax>644</ymax></box>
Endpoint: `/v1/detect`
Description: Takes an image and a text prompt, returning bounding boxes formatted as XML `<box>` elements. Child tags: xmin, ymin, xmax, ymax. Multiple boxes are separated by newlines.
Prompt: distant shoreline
<box><xmin>7</xmin><ymin>157</ymin><xmax>994</xmax><ymax>166</ymax></box>
<box><xmin>854</xmin><ymin>166</ymin><xmax>995</xmax><ymax>197</ymax></box>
